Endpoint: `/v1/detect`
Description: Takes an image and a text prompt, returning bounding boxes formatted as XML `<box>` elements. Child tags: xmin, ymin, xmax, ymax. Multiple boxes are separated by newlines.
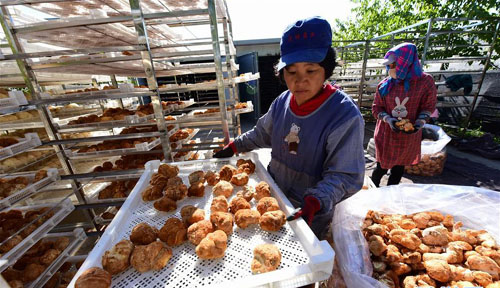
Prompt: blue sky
<box><xmin>226</xmin><ymin>0</ymin><xmax>355</xmax><ymax>40</ymax></box>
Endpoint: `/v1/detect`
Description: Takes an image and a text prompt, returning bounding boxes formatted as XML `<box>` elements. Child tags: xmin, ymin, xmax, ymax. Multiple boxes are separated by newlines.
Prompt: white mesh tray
<box><xmin>0</xmin><ymin>119</ymin><xmax>45</xmax><ymax>130</ymax></box>
<box><xmin>173</xmin><ymin>138</ymin><xmax>202</xmax><ymax>162</ymax></box>
<box><xmin>232</xmin><ymin>73</ymin><xmax>260</xmax><ymax>84</ymax></box>
<box><xmin>170</xmin><ymin>128</ymin><xmax>200</xmax><ymax>149</ymax></box>
<box><xmin>21</xmin><ymin>228</ymin><xmax>87</xmax><ymax>288</ymax></box>
<box><xmin>84</xmin><ymin>182</ymin><xmax>122</xmax><ymax>204</ymax></box>
<box><xmin>0</xmin><ymin>91</ymin><xmax>28</xmax><ymax>113</ymax></box>
<box><xmin>83</xmin><ymin>178</ymin><xmax>139</xmax><ymax>204</ymax></box>
<box><xmin>51</xmin><ymin>86</ymin><xmax>149</xmax><ymax>99</ymax></box>
<box><xmin>187</xmin><ymin>101</ymin><xmax>254</xmax><ymax>118</ymax></box>
<box><xmin>55</xmin><ymin>100</ymin><xmax>193</xmax><ymax>131</ymax></box>
<box><xmin>51</xmin><ymin>107</ymin><xmax>102</xmax><ymax>118</ymax></box>
<box><xmin>173</xmin><ymin>150</ymin><xmax>196</xmax><ymax>162</ymax></box>
<box><xmin>55</xmin><ymin>114</ymin><xmax>145</xmax><ymax>130</ymax></box>
<box><xmin>0</xmin><ymin>133</ymin><xmax>42</xmax><ymax>161</ymax></box>
<box><xmin>24</xmin><ymin>0</ymin><xmax>224</xmax><ymax>26</ymax></box>
<box><xmin>0</xmin><ymin>168</ymin><xmax>59</xmax><ymax>210</ymax></box>
<box><xmin>0</xmin><ymin>198</ymin><xmax>75</xmax><ymax>272</ymax></box>
<box><xmin>157</xmin><ymin>74</ymin><xmax>259</xmax><ymax>93</ymax></box>
<box><xmin>72</xmin><ymin>155</ymin><xmax>121</xmax><ymax>172</ymax></box>
<box><xmin>162</xmin><ymin>99</ymin><xmax>196</xmax><ymax>111</ymax></box>
<box><xmin>69</xmin><ymin>153</ymin><xmax>334</xmax><ymax>288</ymax></box>
<box><xmin>64</xmin><ymin>137</ymin><xmax>162</xmax><ymax>159</ymax></box>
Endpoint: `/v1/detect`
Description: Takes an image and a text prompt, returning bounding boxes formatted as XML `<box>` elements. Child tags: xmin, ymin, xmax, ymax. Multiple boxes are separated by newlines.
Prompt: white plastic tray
<box><xmin>133</xmin><ymin>100</ymin><xmax>194</xmax><ymax>123</ymax></box>
<box><xmin>159</xmin><ymin>81</ymin><xmax>218</xmax><ymax>92</ymax></box>
<box><xmin>52</xmin><ymin>87</ymin><xmax>150</xmax><ymax>99</ymax></box>
<box><xmin>0</xmin><ymin>91</ymin><xmax>28</xmax><ymax>113</ymax></box>
<box><xmin>0</xmin><ymin>118</ymin><xmax>45</xmax><ymax>130</ymax></box>
<box><xmin>156</xmin><ymin>73</ymin><xmax>259</xmax><ymax>93</ymax></box>
<box><xmin>64</xmin><ymin>137</ymin><xmax>162</xmax><ymax>159</ymax></box>
<box><xmin>69</xmin><ymin>153</ymin><xmax>334</xmax><ymax>288</ymax></box>
<box><xmin>0</xmin><ymin>168</ymin><xmax>59</xmax><ymax>210</ymax></box>
<box><xmin>23</xmin><ymin>228</ymin><xmax>87</xmax><ymax>288</ymax></box>
<box><xmin>54</xmin><ymin>114</ymin><xmax>146</xmax><ymax>130</ymax></box>
<box><xmin>173</xmin><ymin>138</ymin><xmax>201</xmax><ymax>162</ymax></box>
<box><xmin>187</xmin><ymin>101</ymin><xmax>254</xmax><ymax>118</ymax></box>
<box><xmin>72</xmin><ymin>156</ymin><xmax>121</xmax><ymax>175</ymax></box>
<box><xmin>0</xmin><ymin>133</ymin><xmax>42</xmax><ymax>161</ymax></box>
<box><xmin>231</xmin><ymin>73</ymin><xmax>260</xmax><ymax>84</ymax></box>
<box><xmin>55</xmin><ymin>100</ymin><xmax>194</xmax><ymax>131</ymax></box>
<box><xmin>51</xmin><ymin>107</ymin><xmax>102</xmax><ymax>118</ymax></box>
<box><xmin>0</xmin><ymin>198</ymin><xmax>75</xmax><ymax>272</ymax></box>
<box><xmin>170</xmin><ymin>128</ymin><xmax>200</xmax><ymax>151</ymax></box>
<box><xmin>83</xmin><ymin>178</ymin><xmax>139</xmax><ymax>204</ymax></box>
<box><xmin>165</xmin><ymin>98</ymin><xmax>195</xmax><ymax>111</ymax></box>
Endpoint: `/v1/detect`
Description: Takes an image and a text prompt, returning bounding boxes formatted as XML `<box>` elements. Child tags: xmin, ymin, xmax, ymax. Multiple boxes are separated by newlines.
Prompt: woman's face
<box><xmin>283</xmin><ymin>62</ymin><xmax>326</xmax><ymax>103</ymax></box>
<box><xmin>388</xmin><ymin>62</ymin><xmax>397</xmax><ymax>79</ymax></box>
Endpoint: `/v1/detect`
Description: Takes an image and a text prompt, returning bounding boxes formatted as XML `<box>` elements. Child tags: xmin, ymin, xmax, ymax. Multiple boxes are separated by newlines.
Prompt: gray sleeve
<box><xmin>304</xmin><ymin>114</ymin><xmax>365</xmax><ymax>213</ymax></box>
<box><xmin>233</xmin><ymin>99</ymin><xmax>276</xmax><ymax>153</ymax></box>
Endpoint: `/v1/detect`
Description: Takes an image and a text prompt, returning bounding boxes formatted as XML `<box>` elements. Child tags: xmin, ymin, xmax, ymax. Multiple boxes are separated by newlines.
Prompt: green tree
<box><xmin>333</xmin><ymin>0</ymin><xmax>500</xmax><ymax>62</ymax></box>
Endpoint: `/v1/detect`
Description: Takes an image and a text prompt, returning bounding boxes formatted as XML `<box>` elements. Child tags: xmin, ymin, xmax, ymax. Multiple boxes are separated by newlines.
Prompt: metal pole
<box><xmin>421</xmin><ymin>18</ymin><xmax>433</xmax><ymax>66</ymax></box>
<box><xmin>439</xmin><ymin>32</ymin><xmax>453</xmax><ymax>73</ymax></box>
<box><xmin>465</xmin><ymin>20</ymin><xmax>500</xmax><ymax>127</ymax></box>
<box><xmin>129</xmin><ymin>0</ymin><xmax>172</xmax><ymax>161</ymax></box>
<box><xmin>222</xmin><ymin>17</ymin><xmax>239</xmax><ymax>137</ymax></box>
<box><xmin>340</xmin><ymin>47</ymin><xmax>345</xmax><ymax>76</ymax></box>
<box><xmin>0</xmin><ymin>6</ymin><xmax>97</xmax><ymax>227</ymax></box>
<box><xmin>358</xmin><ymin>40</ymin><xmax>370</xmax><ymax>109</ymax></box>
<box><xmin>208</xmin><ymin>0</ymin><xmax>230</xmax><ymax>145</ymax></box>
<box><xmin>110</xmin><ymin>74</ymin><xmax>124</xmax><ymax>108</ymax></box>
<box><xmin>173</xmin><ymin>75</ymin><xmax>181</xmax><ymax>101</ymax></box>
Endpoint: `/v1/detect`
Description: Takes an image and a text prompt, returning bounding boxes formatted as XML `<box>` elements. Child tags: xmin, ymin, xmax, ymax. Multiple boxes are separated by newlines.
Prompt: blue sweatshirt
<box><xmin>234</xmin><ymin>88</ymin><xmax>365</xmax><ymax>238</ymax></box>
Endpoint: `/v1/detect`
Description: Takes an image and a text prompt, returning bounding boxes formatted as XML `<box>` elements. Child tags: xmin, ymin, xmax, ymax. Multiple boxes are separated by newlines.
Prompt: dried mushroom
<box><xmin>362</xmin><ymin>210</ymin><xmax>500</xmax><ymax>288</ymax></box>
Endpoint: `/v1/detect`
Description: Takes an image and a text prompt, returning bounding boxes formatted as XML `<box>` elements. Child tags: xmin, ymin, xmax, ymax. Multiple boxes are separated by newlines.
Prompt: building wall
<box><xmin>235</xmin><ymin>39</ymin><xmax>287</xmax><ymax>115</ymax></box>
<box><xmin>236</xmin><ymin>44</ymin><xmax>280</xmax><ymax>57</ymax></box>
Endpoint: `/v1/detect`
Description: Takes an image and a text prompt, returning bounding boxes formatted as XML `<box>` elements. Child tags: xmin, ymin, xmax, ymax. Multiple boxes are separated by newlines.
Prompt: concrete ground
<box><xmin>364</xmin><ymin>122</ymin><xmax>500</xmax><ymax>191</ymax></box>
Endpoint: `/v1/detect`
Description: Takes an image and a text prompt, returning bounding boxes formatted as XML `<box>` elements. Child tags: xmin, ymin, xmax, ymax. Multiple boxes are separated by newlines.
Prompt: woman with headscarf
<box><xmin>371</xmin><ymin>43</ymin><xmax>437</xmax><ymax>187</ymax></box>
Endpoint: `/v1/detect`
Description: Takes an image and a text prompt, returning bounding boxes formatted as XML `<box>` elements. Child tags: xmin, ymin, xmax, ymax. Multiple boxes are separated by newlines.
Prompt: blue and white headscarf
<box><xmin>379</xmin><ymin>43</ymin><xmax>423</xmax><ymax>97</ymax></box>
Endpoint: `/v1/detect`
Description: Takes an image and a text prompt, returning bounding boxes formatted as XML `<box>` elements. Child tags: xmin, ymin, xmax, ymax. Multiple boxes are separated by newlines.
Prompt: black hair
<box><xmin>274</xmin><ymin>46</ymin><xmax>338</xmax><ymax>84</ymax></box>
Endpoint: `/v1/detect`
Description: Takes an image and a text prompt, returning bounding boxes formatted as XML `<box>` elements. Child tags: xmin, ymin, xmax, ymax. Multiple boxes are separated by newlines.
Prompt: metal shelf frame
<box><xmin>0</xmin><ymin>0</ymin><xmax>255</xmax><ymax>253</ymax></box>
<box><xmin>1</xmin><ymin>5</ymin><xmax>95</xmax><ymax>229</ymax></box>
<box><xmin>0</xmin><ymin>0</ymin><xmax>243</xmax><ymax>158</ymax></box>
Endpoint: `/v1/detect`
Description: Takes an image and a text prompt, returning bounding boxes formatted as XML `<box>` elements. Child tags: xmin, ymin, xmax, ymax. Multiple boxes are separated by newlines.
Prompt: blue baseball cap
<box><xmin>277</xmin><ymin>16</ymin><xmax>332</xmax><ymax>71</ymax></box>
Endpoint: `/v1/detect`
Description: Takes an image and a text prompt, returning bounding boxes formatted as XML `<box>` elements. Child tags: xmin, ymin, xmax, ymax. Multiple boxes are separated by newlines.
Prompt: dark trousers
<box><xmin>371</xmin><ymin>162</ymin><xmax>405</xmax><ymax>187</ymax></box>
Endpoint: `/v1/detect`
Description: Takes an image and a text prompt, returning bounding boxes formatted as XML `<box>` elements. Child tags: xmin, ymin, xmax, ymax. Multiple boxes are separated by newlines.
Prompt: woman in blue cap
<box><xmin>215</xmin><ymin>16</ymin><xmax>365</xmax><ymax>240</ymax></box>
<box><xmin>371</xmin><ymin>43</ymin><xmax>437</xmax><ymax>187</ymax></box>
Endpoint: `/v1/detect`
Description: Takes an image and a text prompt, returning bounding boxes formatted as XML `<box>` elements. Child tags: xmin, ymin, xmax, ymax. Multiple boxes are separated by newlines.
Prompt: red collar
<box><xmin>290</xmin><ymin>83</ymin><xmax>336</xmax><ymax>116</ymax></box>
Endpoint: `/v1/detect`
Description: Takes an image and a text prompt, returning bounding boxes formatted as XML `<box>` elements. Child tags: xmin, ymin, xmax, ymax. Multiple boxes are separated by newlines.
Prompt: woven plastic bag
<box><xmin>331</xmin><ymin>184</ymin><xmax>500</xmax><ymax>288</ymax></box>
<box><xmin>405</xmin><ymin>124</ymin><xmax>451</xmax><ymax>176</ymax></box>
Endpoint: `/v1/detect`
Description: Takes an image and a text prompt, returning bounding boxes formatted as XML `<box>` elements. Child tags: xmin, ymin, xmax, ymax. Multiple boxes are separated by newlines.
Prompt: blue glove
<box><xmin>385</xmin><ymin>117</ymin><xmax>400</xmax><ymax>133</ymax></box>
<box><xmin>414</xmin><ymin>119</ymin><xmax>426</xmax><ymax>131</ymax></box>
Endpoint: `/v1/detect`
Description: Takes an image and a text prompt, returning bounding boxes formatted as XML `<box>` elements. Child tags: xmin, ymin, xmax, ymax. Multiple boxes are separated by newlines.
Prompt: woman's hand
<box><xmin>402</xmin><ymin>119</ymin><xmax>425</xmax><ymax>134</ymax></box>
<box><xmin>301</xmin><ymin>196</ymin><xmax>321</xmax><ymax>225</ymax></box>
<box><xmin>286</xmin><ymin>196</ymin><xmax>321</xmax><ymax>225</ymax></box>
<box><xmin>414</xmin><ymin>119</ymin><xmax>426</xmax><ymax>131</ymax></box>
<box><xmin>213</xmin><ymin>142</ymin><xmax>236</xmax><ymax>158</ymax></box>
<box><xmin>384</xmin><ymin>117</ymin><xmax>400</xmax><ymax>133</ymax></box>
